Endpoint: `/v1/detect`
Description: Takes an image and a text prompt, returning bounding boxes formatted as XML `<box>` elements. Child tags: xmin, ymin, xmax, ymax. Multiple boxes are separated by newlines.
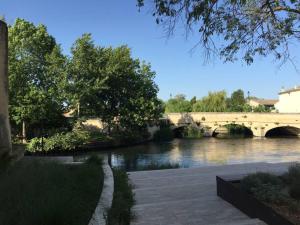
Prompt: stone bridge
<box><xmin>164</xmin><ymin>112</ymin><xmax>300</xmax><ymax>137</ymax></box>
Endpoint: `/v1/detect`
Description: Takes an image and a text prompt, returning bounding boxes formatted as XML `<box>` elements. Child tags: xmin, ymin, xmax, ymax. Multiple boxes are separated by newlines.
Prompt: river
<box><xmin>76</xmin><ymin>137</ymin><xmax>300</xmax><ymax>171</ymax></box>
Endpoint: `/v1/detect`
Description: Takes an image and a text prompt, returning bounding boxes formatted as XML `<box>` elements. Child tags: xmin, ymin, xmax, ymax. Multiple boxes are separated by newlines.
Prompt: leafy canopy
<box><xmin>8</xmin><ymin>18</ymin><xmax>67</xmax><ymax>129</ymax></box>
<box><xmin>68</xmin><ymin>34</ymin><xmax>163</xmax><ymax>130</ymax></box>
<box><xmin>165</xmin><ymin>94</ymin><xmax>192</xmax><ymax>113</ymax></box>
<box><xmin>137</xmin><ymin>0</ymin><xmax>300</xmax><ymax>64</ymax></box>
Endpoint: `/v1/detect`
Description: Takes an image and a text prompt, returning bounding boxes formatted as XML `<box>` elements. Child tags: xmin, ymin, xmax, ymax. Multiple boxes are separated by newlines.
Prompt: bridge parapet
<box><xmin>165</xmin><ymin>112</ymin><xmax>300</xmax><ymax>137</ymax></box>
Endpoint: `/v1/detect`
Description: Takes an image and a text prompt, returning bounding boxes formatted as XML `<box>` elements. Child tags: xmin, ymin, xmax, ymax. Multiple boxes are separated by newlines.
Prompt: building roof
<box><xmin>279</xmin><ymin>86</ymin><xmax>300</xmax><ymax>95</ymax></box>
<box><xmin>250</xmin><ymin>99</ymin><xmax>278</xmax><ymax>105</ymax></box>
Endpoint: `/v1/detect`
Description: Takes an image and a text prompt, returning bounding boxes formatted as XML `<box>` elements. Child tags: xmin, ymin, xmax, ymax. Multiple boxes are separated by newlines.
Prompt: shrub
<box><xmin>252</xmin><ymin>184</ymin><xmax>286</xmax><ymax>203</ymax></box>
<box><xmin>153</xmin><ymin>127</ymin><xmax>174</xmax><ymax>142</ymax></box>
<box><xmin>183</xmin><ymin>126</ymin><xmax>203</xmax><ymax>138</ymax></box>
<box><xmin>286</xmin><ymin>163</ymin><xmax>300</xmax><ymax>184</ymax></box>
<box><xmin>285</xmin><ymin>164</ymin><xmax>300</xmax><ymax>200</ymax></box>
<box><xmin>27</xmin><ymin>137</ymin><xmax>44</xmax><ymax>152</ymax></box>
<box><xmin>241</xmin><ymin>172</ymin><xmax>283</xmax><ymax>203</ymax></box>
<box><xmin>26</xmin><ymin>130</ymin><xmax>91</xmax><ymax>152</ymax></box>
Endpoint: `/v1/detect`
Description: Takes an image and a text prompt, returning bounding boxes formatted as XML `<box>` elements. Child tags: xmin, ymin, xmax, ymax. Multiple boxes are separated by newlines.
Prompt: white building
<box><xmin>248</xmin><ymin>99</ymin><xmax>278</xmax><ymax>109</ymax></box>
<box><xmin>275</xmin><ymin>86</ymin><xmax>300</xmax><ymax>113</ymax></box>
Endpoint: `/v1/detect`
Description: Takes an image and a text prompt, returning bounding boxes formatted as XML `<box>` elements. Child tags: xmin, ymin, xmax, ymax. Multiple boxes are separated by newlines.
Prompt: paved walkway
<box><xmin>128</xmin><ymin>162</ymin><xmax>292</xmax><ymax>225</ymax></box>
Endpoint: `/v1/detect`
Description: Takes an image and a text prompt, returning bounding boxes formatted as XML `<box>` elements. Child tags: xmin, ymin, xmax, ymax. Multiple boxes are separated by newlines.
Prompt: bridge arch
<box><xmin>212</xmin><ymin>123</ymin><xmax>253</xmax><ymax>138</ymax></box>
<box><xmin>265</xmin><ymin>126</ymin><xmax>300</xmax><ymax>137</ymax></box>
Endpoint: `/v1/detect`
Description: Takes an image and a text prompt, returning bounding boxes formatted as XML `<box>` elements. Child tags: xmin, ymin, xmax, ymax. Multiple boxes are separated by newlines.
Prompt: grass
<box><xmin>0</xmin><ymin>156</ymin><xmax>103</xmax><ymax>225</ymax></box>
<box><xmin>106</xmin><ymin>169</ymin><xmax>135</xmax><ymax>225</ymax></box>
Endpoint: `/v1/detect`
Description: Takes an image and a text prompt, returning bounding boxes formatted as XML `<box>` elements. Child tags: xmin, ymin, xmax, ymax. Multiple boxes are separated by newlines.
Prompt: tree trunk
<box><xmin>77</xmin><ymin>102</ymin><xmax>80</xmax><ymax>117</ymax></box>
<box><xmin>22</xmin><ymin>121</ymin><xmax>26</xmax><ymax>144</ymax></box>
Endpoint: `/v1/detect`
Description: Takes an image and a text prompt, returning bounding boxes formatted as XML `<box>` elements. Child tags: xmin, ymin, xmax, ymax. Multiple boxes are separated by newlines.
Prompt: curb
<box><xmin>88</xmin><ymin>155</ymin><xmax>114</xmax><ymax>225</ymax></box>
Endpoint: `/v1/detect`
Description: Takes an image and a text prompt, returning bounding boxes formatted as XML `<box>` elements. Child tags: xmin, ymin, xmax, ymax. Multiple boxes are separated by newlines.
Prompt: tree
<box><xmin>67</xmin><ymin>33</ymin><xmax>108</xmax><ymax>117</ymax></box>
<box><xmin>97</xmin><ymin>46</ymin><xmax>163</xmax><ymax>130</ymax></box>
<box><xmin>193</xmin><ymin>91</ymin><xmax>227</xmax><ymax>112</ymax></box>
<box><xmin>68</xmin><ymin>35</ymin><xmax>163</xmax><ymax>131</ymax></box>
<box><xmin>165</xmin><ymin>94</ymin><xmax>192</xmax><ymax>113</ymax></box>
<box><xmin>8</xmin><ymin>19</ymin><xmax>66</xmax><ymax>141</ymax></box>
<box><xmin>190</xmin><ymin>96</ymin><xmax>197</xmax><ymax>105</ymax></box>
<box><xmin>137</xmin><ymin>0</ymin><xmax>300</xmax><ymax>64</ymax></box>
<box><xmin>227</xmin><ymin>89</ymin><xmax>246</xmax><ymax>111</ymax></box>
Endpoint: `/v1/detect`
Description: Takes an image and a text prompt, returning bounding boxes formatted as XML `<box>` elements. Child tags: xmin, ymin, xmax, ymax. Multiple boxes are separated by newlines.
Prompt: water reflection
<box><xmin>77</xmin><ymin>138</ymin><xmax>300</xmax><ymax>171</ymax></box>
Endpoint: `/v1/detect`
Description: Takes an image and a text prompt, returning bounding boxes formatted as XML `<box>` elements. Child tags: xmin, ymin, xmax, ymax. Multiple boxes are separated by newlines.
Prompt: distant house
<box><xmin>275</xmin><ymin>86</ymin><xmax>300</xmax><ymax>113</ymax></box>
<box><xmin>248</xmin><ymin>99</ymin><xmax>278</xmax><ymax>110</ymax></box>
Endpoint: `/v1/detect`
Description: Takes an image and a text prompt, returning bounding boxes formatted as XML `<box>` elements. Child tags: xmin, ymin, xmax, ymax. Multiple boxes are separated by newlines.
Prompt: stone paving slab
<box><xmin>129</xmin><ymin>162</ymin><xmax>293</xmax><ymax>225</ymax></box>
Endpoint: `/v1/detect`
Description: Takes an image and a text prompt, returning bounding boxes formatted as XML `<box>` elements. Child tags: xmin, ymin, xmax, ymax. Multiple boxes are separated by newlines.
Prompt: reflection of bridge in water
<box><xmin>164</xmin><ymin>112</ymin><xmax>300</xmax><ymax>137</ymax></box>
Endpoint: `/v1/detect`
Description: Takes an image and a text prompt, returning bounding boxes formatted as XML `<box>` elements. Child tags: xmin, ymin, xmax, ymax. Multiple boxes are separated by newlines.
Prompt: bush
<box><xmin>241</xmin><ymin>172</ymin><xmax>283</xmax><ymax>192</ymax></box>
<box><xmin>153</xmin><ymin>127</ymin><xmax>174</xmax><ymax>142</ymax></box>
<box><xmin>286</xmin><ymin>163</ymin><xmax>300</xmax><ymax>184</ymax></box>
<box><xmin>241</xmin><ymin>172</ymin><xmax>284</xmax><ymax>203</ymax></box>
<box><xmin>183</xmin><ymin>126</ymin><xmax>203</xmax><ymax>138</ymax></box>
<box><xmin>26</xmin><ymin>130</ymin><xmax>91</xmax><ymax>152</ymax></box>
<box><xmin>226</xmin><ymin>124</ymin><xmax>252</xmax><ymax>136</ymax></box>
<box><xmin>285</xmin><ymin>164</ymin><xmax>300</xmax><ymax>200</ymax></box>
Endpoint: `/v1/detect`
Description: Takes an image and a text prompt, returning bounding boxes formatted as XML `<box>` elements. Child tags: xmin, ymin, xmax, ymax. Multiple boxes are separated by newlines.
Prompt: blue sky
<box><xmin>2</xmin><ymin>0</ymin><xmax>300</xmax><ymax>100</ymax></box>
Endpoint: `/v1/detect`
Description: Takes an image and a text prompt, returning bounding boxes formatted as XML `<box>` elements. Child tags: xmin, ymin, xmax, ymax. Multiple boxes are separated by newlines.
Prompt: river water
<box><xmin>76</xmin><ymin>137</ymin><xmax>300</xmax><ymax>171</ymax></box>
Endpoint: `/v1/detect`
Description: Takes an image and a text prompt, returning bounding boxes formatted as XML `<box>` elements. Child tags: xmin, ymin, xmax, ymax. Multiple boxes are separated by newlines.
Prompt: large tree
<box><xmin>67</xmin><ymin>33</ymin><xmax>108</xmax><ymax>117</ymax></box>
<box><xmin>8</xmin><ymin>19</ymin><xmax>66</xmax><ymax>140</ymax></box>
<box><xmin>68</xmin><ymin>35</ymin><xmax>163</xmax><ymax>131</ymax></box>
<box><xmin>137</xmin><ymin>0</ymin><xmax>300</xmax><ymax>64</ymax></box>
<box><xmin>96</xmin><ymin>46</ymin><xmax>163</xmax><ymax>130</ymax></box>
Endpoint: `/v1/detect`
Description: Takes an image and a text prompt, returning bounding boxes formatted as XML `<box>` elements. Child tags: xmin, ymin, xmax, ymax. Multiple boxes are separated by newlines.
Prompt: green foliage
<box><xmin>8</xmin><ymin>18</ymin><xmax>67</xmax><ymax>135</ymax></box>
<box><xmin>253</xmin><ymin>105</ymin><xmax>271</xmax><ymax>112</ymax></box>
<box><xmin>164</xmin><ymin>89</ymin><xmax>272</xmax><ymax>113</ymax></box>
<box><xmin>286</xmin><ymin>163</ymin><xmax>300</xmax><ymax>184</ymax></box>
<box><xmin>26</xmin><ymin>130</ymin><xmax>91</xmax><ymax>152</ymax></box>
<box><xmin>106</xmin><ymin>169</ymin><xmax>135</xmax><ymax>225</ymax></box>
<box><xmin>165</xmin><ymin>94</ymin><xmax>192</xmax><ymax>113</ymax></box>
<box><xmin>241</xmin><ymin>172</ymin><xmax>282</xmax><ymax>193</ymax></box>
<box><xmin>67</xmin><ymin>33</ymin><xmax>108</xmax><ymax>117</ymax></box>
<box><xmin>153</xmin><ymin>127</ymin><xmax>174</xmax><ymax>142</ymax></box>
<box><xmin>192</xmin><ymin>91</ymin><xmax>227</xmax><ymax>112</ymax></box>
<box><xmin>183</xmin><ymin>126</ymin><xmax>203</xmax><ymax>138</ymax></box>
<box><xmin>227</xmin><ymin>89</ymin><xmax>247</xmax><ymax>112</ymax></box>
<box><xmin>285</xmin><ymin>164</ymin><xmax>300</xmax><ymax>200</ymax></box>
<box><xmin>0</xmin><ymin>157</ymin><xmax>103</xmax><ymax>225</ymax></box>
<box><xmin>226</xmin><ymin>124</ymin><xmax>253</xmax><ymax>136</ymax></box>
<box><xmin>241</xmin><ymin>172</ymin><xmax>284</xmax><ymax>203</ymax></box>
<box><xmin>138</xmin><ymin>0</ymin><xmax>300</xmax><ymax>64</ymax></box>
<box><xmin>68</xmin><ymin>35</ymin><xmax>163</xmax><ymax>129</ymax></box>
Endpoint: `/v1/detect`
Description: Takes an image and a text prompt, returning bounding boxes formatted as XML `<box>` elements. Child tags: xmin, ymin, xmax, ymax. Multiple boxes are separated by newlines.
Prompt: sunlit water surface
<box><xmin>75</xmin><ymin>138</ymin><xmax>300</xmax><ymax>171</ymax></box>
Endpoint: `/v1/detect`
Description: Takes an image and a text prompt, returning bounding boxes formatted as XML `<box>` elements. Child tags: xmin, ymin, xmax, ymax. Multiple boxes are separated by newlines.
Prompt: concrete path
<box><xmin>128</xmin><ymin>162</ymin><xmax>292</xmax><ymax>225</ymax></box>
